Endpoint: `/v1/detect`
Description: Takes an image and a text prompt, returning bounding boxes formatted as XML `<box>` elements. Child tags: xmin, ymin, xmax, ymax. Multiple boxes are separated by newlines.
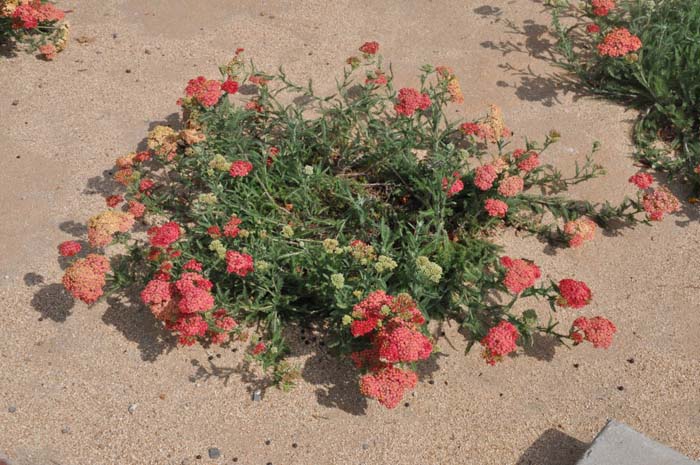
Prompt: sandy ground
<box><xmin>1</xmin><ymin>1</ymin><xmax>699</xmax><ymax>464</ymax></box>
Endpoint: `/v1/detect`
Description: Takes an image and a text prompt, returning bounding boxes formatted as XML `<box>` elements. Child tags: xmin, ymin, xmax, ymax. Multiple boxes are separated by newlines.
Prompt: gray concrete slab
<box><xmin>577</xmin><ymin>420</ymin><xmax>699</xmax><ymax>465</ymax></box>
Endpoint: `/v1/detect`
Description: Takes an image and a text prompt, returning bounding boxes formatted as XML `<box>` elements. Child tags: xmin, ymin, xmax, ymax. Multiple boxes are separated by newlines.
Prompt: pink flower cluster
<box><xmin>350</xmin><ymin>291</ymin><xmax>432</xmax><ymax>408</ymax></box>
<box><xmin>148</xmin><ymin>222</ymin><xmax>181</xmax><ymax>248</ymax></box>
<box><xmin>229</xmin><ymin>160</ymin><xmax>253</xmax><ymax>178</ymax></box>
<box><xmin>62</xmin><ymin>254</ymin><xmax>111</xmax><ymax>304</ymax></box>
<box><xmin>226</xmin><ymin>250</ymin><xmax>254</xmax><ymax>277</ymax></box>
<box><xmin>394</xmin><ymin>88</ymin><xmax>431</xmax><ymax>117</ymax></box>
<box><xmin>512</xmin><ymin>149</ymin><xmax>540</xmax><ymax>172</ymax></box>
<box><xmin>629</xmin><ymin>172</ymin><xmax>654</xmax><ymax>190</ymax></box>
<box><xmin>9</xmin><ymin>0</ymin><xmax>64</xmax><ymax>29</ymax></box>
<box><xmin>500</xmin><ymin>256</ymin><xmax>541</xmax><ymax>294</ymax></box>
<box><xmin>484</xmin><ymin>198</ymin><xmax>508</xmax><ymax>218</ymax></box>
<box><xmin>591</xmin><ymin>0</ymin><xmax>615</xmax><ymax>16</ymax></box>
<box><xmin>480</xmin><ymin>320</ymin><xmax>519</xmax><ymax>365</ymax></box>
<box><xmin>642</xmin><ymin>188</ymin><xmax>680</xmax><ymax>221</ymax></box>
<box><xmin>442</xmin><ymin>172</ymin><xmax>464</xmax><ymax>197</ymax></box>
<box><xmin>563</xmin><ymin>217</ymin><xmax>596</xmax><ymax>248</ymax></box>
<box><xmin>557</xmin><ymin>279</ymin><xmax>592</xmax><ymax>308</ymax></box>
<box><xmin>598</xmin><ymin>28</ymin><xmax>642</xmax><ymax>58</ymax></box>
<box><xmin>184</xmin><ymin>76</ymin><xmax>223</xmax><ymax>108</ymax></box>
<box><xmin>570</xmin><ymin>316</ymin><xmax>616</xmax><ymax>348</ymax></box>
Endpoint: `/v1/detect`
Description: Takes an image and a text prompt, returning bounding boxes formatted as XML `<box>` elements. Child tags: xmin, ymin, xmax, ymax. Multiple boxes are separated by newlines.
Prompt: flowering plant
<box><xmin>57</xmin><ymin>43</ymin><xmax>673</xmax><ymax>408</ymax></box>
<box><xmin>0</xmin><ymin>0</ymin><xmax>69</xmax><ymax>59</ymax></box>
<box><xmin>550</xmin><ymin>0</ymin><xmax>700</xmax><ymax>194</ymax></box>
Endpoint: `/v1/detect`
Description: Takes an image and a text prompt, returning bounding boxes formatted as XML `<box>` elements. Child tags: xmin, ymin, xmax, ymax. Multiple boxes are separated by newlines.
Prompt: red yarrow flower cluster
<box><xmin>597</xmin><ymin>28</ymin><xmax>642</xmax><ymax>58</ymax></box>
<box><xmin>591</xmin><ymin>0</ymin><xmax>615</xmax><ymax>16</ymax></box>
<box><xmin>62</xmin><ymin>254</ymin><xmax>110</xmax><ymax>304</ymax></box>
<box><xmin>359</xmin><ymin>41</ymin><xmax>379</xmax><ymax>55</ymax></box>
<box><xmin>557</xmin><ymin>279</ymin><xmax>592</xmax><ymax>308</ymax></box>
<box><xmin>480</xmin><ymin>320</ymin><xmax>519</xmax><ymax>365</ymax></box>
<box><xmin>349</xmin><ymin>291</ymin><xmax>431</xmax><ymax>408</ymax></box>
<box><xmin>221</xmin><ymin>78</ymin><xmax>239</xmax><ymax>94</ymax></box>
<box><xmin>148</xmin><ymin>222</ymin><xmax>181</xmax><ymax>248</ymax></box>
<box><xmin>58</xmin><ymin>240</ymin><xmax>81</xmax><ymax>257</ymax></box>
<box><xmin>629</xmin><ymin>172</ymin><xmax>654</xmax><ymax>190</ymax></box>
<box><xmin>512</xmin><ymin>149</ymin><xmax>540</xmax><ymax>172</ymax></box>
<box><xmin>484</xmin><ymin>198</ymin><xmax>508</xmax><ymax>218</ymax></box>
<box><xmin>229</xmin><ymin>160</ymin><xmax>253</xmax><ymax>177</ymax></box>
<box><xmin>497</xmin><ymin>175</ymin><xmax>524</xmax><ymax>197</ymax></box>
<box><xmin>184</xmin><ymin>76</ymin><xmax>223</xmax><ymax>107</ymax></box>
<box><xmin>359</xmin><ymin>365</ymin><xmax>417</xmax><ymax>409</ymax></box>
<box><xmin>11</xmin><ymin>1</ymin><xmax>64</xmax><ymax>29</ymax></box>
<box><xmin>226</xmin><ymin>250</ymin><xmax>254</xmax><ymax>277</ymax></box>
<box><xmin>642</xmin><ymin>188</ymin><xmax>680</xmax><ymax>221</ymax></box>
<box><xmin>175</xmin><ymin>272</ymin><xmax>215</xmax><ymax>314</ymax></box>
<box><xmin>394</xmin><ymin>88</ymin><xmax>431</xmax><ymax>117</ymax></box>
<box><xmin>570</xmin><ymin>316</ymin><xmax>616</xmax><ymax>348</ymax></box>
<box><xmin>223</xmin><ymin>215</ymin><xmax>242</xmax><ymax>238</ymax></box>
<box><xmin>128</xmin><ymin>200</ymin><xmax>146</xmax><ymax>218</ymax></box>
<box><xmin>563</xmin><ymin>217</ymin><xmax>596</xmax><ymax>248</ymax></box>
<box><xmin>442</xmin><ymin>172</ymin><xmax>464</xmax><ymax>197</ymax></box>
<box><xmin>474</xmin><ymin>164</ymin><xmax>498</xmax><ymax>191</ymax></box>
<box><xmin>500</xmin><ymin>256</ymin><xmax>541</xmax><ymax>294</ymax></box>
<box><xmin>586</xmin><ymin>23</ymin><xmax>601</xmax><ymax>34</ymax></box>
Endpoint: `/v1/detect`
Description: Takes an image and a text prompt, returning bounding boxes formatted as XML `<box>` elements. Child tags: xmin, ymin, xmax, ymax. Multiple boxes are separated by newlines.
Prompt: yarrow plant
<box><xmin>0</xmin><ymin>0</ymin><xmax>69</xmax><ymax>59</ymax></box>
<box><xmin>550</xmin><ymin>0</ymin><xmax>700</xmax><ymax>194</ymax></box>
<box><xmin>57</xmin><ymin>42</ymin><xmax>673</xmax><ymax>409</ymax></box>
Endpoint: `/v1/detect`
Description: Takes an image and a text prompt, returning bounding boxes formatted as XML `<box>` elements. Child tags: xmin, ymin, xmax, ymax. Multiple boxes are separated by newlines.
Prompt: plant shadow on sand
<box><xmin>516</xmin><ymin>428</ymin><xmax>588</xmax><ymax>465</ymax></box>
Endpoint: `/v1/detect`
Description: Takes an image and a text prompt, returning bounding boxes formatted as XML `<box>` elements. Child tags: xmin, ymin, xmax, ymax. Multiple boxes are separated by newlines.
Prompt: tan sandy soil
<box><xmin>1</xmin><ymin>1</ymin><xmax>699</xmax><ymax>464</ymax></box>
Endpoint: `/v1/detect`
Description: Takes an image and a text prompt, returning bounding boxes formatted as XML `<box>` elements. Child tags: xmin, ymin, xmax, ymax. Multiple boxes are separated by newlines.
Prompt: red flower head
<box><xmin>207</xmin><ymin>225</ymin><xmax>222</xmax><ymax>238</ymax></box>
<box><xmin>252</xmin><ymin>342</ymin><xmax>267</xmax><ymax>355</ymax></box>
<box><xmin>148</xmin><ymin>222</ymin><xmax>181</xmax><ymax>248</ymax></box>
<box><xmin>563</xmin><ymin>217</ymin><xmax>597</xmax><ymax>248</ymax></box>
<box><xmin>222</xmin><ymin>78</ymin><xmax>239</xmax><ymax>94</ymax></box>
<box><xmin>128</xmin><ymin>200</ymin><xmax>146</xmax><ymax>218</ymax></box>
<box><xmin>62</xmin><ymin>254</ymin><xmax>111</xmax><ymax>304</ymax></box>
<box><xmin>586</xmin><ymin>23</ymin><xmax>601</xmax><ymax>34</ymax></box>
<box><xmin>58</xmin><ymin>240</ymin><xmax>82</xmax><ymax>257</ymax></box>
<box><xmin>474</xmin><ymin>164</ymin><xmax>498</xmax><ymax>191</ymax></box>
<box><xmin>394</xmin><ymin>88</ymin><xmax>431</xmax><ymax>117</ymax></box>
<box><xmin>512</xmin><ymin>149</ymin><xmax>540</xmax><ymax>172</ymax></box>
<box><xmin>375</xmin><ymin>322</ymin><xmax>432</xmax><ymax>363</ymax></box>
<box><xmin>500</xmin><ymin>256</ymin><xmax>541</xmax><ymax>294</ymax></box>
<box><xmin>172</xmin><ymin>315</ymin><xmax>209</xmax><ymax>346</ymax></box>
<box><xmin>359</xmin><ymin>365</ymin><xmax>417</xmax><ymax>409</ymax></box>
<box><xmin>139</xmin><ymin>179</ymin><xmax>155</xmax><ymax>193</ymax></box>
<box><xmin>484</xmin><ymin>198</ymin><xmax>508</xmax><ymax>218</ymax></box>
<box><xmin>591</xmin><ymin>0</ymin><xmax>615</xmax><ymax>16</ymax></box>
<box><xmin>629</xmin><ymin>172</ymin><xmax>654</xmax><ymax>190</ymax></box>
<box><xmin>229</xmin><ymin>160</ymin><xmax>253</xmax><ymax>177</ymax></box>
<box><xmin>480</xmin><ymin>321</ymin><xmax>519</xmax><ymax>365</ymax></box>
<box><xmin>184</xmin><ymin>76</ymin><xmax>223</xmax><ymax>107</ymax></box>
<box><xmin>225</xmin><ymin>250</ymin><xmax>254</xmax><ymax>277</ymax></box>
<box><xmin>570</xmin><ymin>316</ymin><xmax>616</xmax><ymax>348</ymax></box>
<box><xmin>223</xmin><ymin>215</ymin><xmax>242</xmax><ymax>238</ymax></box>
<box><xmin>597</xmin><ymin>28</ymin><xmax>642</xmax><ymax>58</ymax></box>
<box><xmin>557</xmin><ymin>279</ymin><xmax>592</xmax><ymax>308</ymax></box>
<box><xmin>497</xmin><ymin>175</ymin><xmax>524</xmax><ymax>197</ymax></box>
<box><xmin>642</xmin><ymin>188</ymin><xmax>680</xmax><ymax>221</ymax></box>
<box><xmin>105</xmin><ymin>195</ymin><xmax>123</xmax><ymax>208</ymax></box>
<box><xmin>359</xmin><ymin>41</ymin><xmax>380</xmax><ymax>55</ymax></box>
<box><xmin>182</xmin><ymin>259</ymin><xmax>203</xmax><ymax>272</ymax></box>
<box><xmin>441</xmin><ymin>172</ymin><xmax>464</xmax><ymax>197</ymax></box>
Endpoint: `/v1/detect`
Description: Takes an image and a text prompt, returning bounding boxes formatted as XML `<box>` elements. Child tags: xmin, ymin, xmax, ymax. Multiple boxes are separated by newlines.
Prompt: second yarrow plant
<box><xmin>59</xmin><ymin>43</ymin><xmax>677</xmax><ymax>408</ymax></box>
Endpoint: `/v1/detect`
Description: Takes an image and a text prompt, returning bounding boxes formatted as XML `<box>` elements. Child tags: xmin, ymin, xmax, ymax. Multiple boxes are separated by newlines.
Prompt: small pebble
<box><xmin>252</xmin><ymin>389</ymin><xmax>262</xmax><ymax>401</ymax></box>
<box><xmin>617</xmin><ymin>385</ymin><xmax>625</xmax><ymax>391</ymax></box>
<box><xmin>573</xmin><ymin>363</ymin><xmax>580</xmax><ymax>368</ymax></box>
<box><xmin>627</xmin><ymin>357</ymin><xmax>635</xmax><ymax>364</ymax></box>
<box><xmin>144</xmin><ymin>49</ymin><xmax>152</xmax><ymax>55</ymax></box>
<box><xmin>208</xmin><ymin>355</ymin><xmax>214</xmax><ymax>361</ymax></box>
<box><xmin>232</xmin><ymin>458</ymin><xmax>238</xmax><ymax>463</ymax></box>
<box><xmin>61</xmin><ymin>426</ymin><xmax>71</xmax><ymax>434</ymax></box>
<box><xmin>292</xmin><ymin>443</ymin><xmax>298</xmax><ymax>448</ymax></box>
<box><xmin>125</xmin><ymin>69</ymin><xmax>131</xmax><ymax>74</ymax></box>
<box><xmin>428</xmin><ymin>380</ymin><xmax>435</xmax><ymax>385</ymax></box>
<box><xmin>195</xmin><ymin>454</ymin><xmax>201</xmax><ymax>460</ymax></box>
<box><xmin>11</xmin><ymin>100</ymin><xmax>19</xmax><ymax>106</ymax></box>
<box><xmin>361</xmin><ymin>442</ymin><xmax>369</xmax><ymax>450</ymax></box>
<box><xmin>264</xmin><ymin>439</ymin><xmax>271</xmax><ymax>446</ymax></box>
<box><xmin>128</xmin><ymin>403</ymin><xmax>138</xmax><ymax>414</ymax></box>
<box><xmin>404</xmin><ymin>402</ymin><xmax>410</xmax><ymax>408</ymax></box>
<box><xmin>208</xmin><ymin>448</ymin><xmax>220</xmax><ymax>459</ymax></box>
<box><xmin>112</xmin><ymin>32</ymin><xmax>118</xmax><ymax>39</ymax></box>
<box><xmin>7</xmin><ymin>406</ymin><xmax>16</xmax><ymax>413</ymax></box>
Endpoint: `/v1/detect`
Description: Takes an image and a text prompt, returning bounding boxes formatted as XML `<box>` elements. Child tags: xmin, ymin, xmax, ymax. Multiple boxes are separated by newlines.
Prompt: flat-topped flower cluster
<box><xmin>0</xmin><ymin>0</ymin><xmax>69</xmax><ymax>59</ymax></box>
<box><xmin>57</xmin><ymin>42</ymin><xmax>672</xmax><ymax>408</ymax></box>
